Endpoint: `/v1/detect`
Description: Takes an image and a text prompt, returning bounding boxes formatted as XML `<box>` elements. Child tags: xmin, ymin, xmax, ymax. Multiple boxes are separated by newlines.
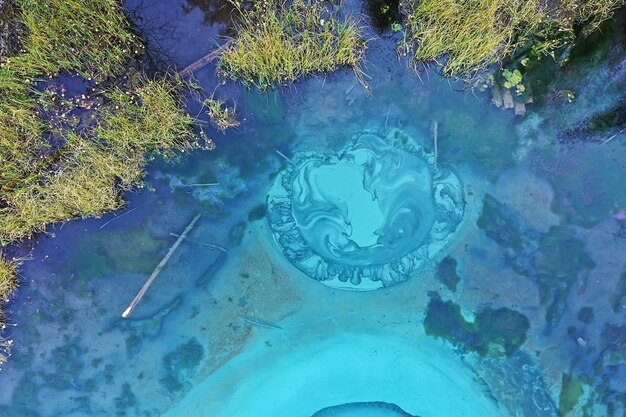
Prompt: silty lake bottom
<box><xmin>1</xmin><ymin>1</ymin><xmax>626</xmax><ymax>416</ymax></box>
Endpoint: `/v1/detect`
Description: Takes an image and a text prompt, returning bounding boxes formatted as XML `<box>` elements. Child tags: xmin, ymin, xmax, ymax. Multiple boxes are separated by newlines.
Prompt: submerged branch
<box><xmin>122</xmin><ymin>213</ymin><xmax>201</xmax><ymax>318</ymax></box>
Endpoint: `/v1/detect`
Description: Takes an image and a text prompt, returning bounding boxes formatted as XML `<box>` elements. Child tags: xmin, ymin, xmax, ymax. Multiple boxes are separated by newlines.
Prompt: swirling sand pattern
<box><xmin>267</xmin><ymin>130</ymin><xmax>464</xmax><ymax>290</ymax></box>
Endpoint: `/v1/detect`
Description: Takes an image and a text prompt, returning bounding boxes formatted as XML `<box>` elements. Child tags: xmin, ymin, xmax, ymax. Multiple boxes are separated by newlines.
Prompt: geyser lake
<box><xmin>1</xmin><ymin>1</ymin><xmax>626</xmax><ymax>416</ymax></box>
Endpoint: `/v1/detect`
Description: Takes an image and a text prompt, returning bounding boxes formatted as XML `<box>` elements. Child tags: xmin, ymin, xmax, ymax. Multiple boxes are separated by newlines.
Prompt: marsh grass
<box><xmin>0</xmin><ymin>254</ymin><xmax>17</xmax><ymax>362</ymax></box>
<box><xmin>205</xmin><ymin>98</ymin><xmax>240</xmax><ymax>131</ymax></box>
<box><xmin>401</xmin><ymin>0</ymin><xmax>625</xmax><ymax>77</ymax></box>
<box><xmin>8</xmin><ymin>0</ymin><xmax>142</xmax><ymax>80</ymax></box>
<box><xmin>218</xmin><ymin>0</ymin><xmax>366</xmax><ymax>89</ymax></box>
<box><xmin>0</xmin><ymin>76</ymin><xmax>200</xmax><ymax>244</ymax></box>
<box><xmin>0</xmin><ymin>256</ymin><xmax>17</xmax><ymax>303</ymax></box>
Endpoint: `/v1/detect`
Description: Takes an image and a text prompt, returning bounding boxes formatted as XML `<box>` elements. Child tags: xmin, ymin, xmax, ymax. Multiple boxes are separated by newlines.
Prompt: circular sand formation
<box><xmin>267</xmin><ymin>130</ymin><xmax>464</xmax><ymax>289</ymax></box>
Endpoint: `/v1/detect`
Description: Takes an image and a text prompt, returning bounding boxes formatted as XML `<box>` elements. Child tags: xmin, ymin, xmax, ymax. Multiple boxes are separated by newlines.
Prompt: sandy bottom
<box><xmin>164</xmin><ymin>328</ymin><xmax>505</xmax><ymax>417</ymax></box>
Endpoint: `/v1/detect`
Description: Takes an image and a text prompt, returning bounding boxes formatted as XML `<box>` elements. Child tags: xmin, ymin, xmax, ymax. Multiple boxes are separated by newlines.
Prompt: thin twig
<box><xmin>276</xmin><ymin>150</ymin><xmax>296</xmax><ymax>165</ymax></box>
<box><xmin>241</xmin><ymin>316</ymin><xmax>283</xmax><ymax>330</ymax></box>
<box><xmin>432</xmin><ymin>120</ymin><xmax>439</xmax><ymax>168</ymax></box>
<box><xmin>122</xmin><ymin>214</ymin><xmax>201</xmax><ymax>318</ymax></box>
<box><xmin>169</xmin><ymin>233</ymin><xmax>228</xmax><ymax>253</ymax></box>
<box><xmin>602</xmin><ymin>127</ymin><xmax>626</xmax><ymax>145</ymax></box>
<box><xmin>177</xmin><ymin>183</ymin><xmax>220</xmax><ymax>187</ymax></box>
<box><xmin>100</xmin><ymin>201</ymin><xmax>150</xmax><ymax>229</ymax></box>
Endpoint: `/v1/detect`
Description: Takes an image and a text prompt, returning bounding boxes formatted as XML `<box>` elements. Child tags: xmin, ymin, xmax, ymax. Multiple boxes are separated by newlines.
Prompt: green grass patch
<box><xmin>0</xmin><ymin>76</ymin><xmax>198</xmax><ymax>244</ymax></box>
<box><xmin>401</xmin><ymin>0</ymin><xmax>625</xmax><ymax>77</ymax></box>
<box><xmin>218</xmin><ymin>0</ymin><xmax>366</xmax><ymax>89</ymax></box>
<box><xmin>0</xmin><ymin>255</ymin><xmax>17</xmax><ymax>303</ymax></box>
<box><xmin>0</xmin><ymin>254</ymin><xmax>18</xmax><ymax>360</ymax></box>
<box><xmin>8</xmin><ymin>0</ymin><xmax>142</xmax><ymax>80</ymax></box>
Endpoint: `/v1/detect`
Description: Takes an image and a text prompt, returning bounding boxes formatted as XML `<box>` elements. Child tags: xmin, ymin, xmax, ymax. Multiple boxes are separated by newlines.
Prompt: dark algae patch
<box><xmin>160</xmin><ymin>338</ymin><xmax>205</xmax><ymax>393</ymax></box>
<box><xmin>478</xmin><ymin>194</ymin><xmax>595</xmax><ymax>325</ymax></box>
<box><xmin>559</xmin><ymin>374</ymin><xmax>586</xmax><ymax>416</ymax></box>
<box><xmin>423</xmin><ymin>292</ymin><xmax>530</xmax><ymax>357</ymax></box>
<box><xmin>435</xmin><ymin>256</ymin><xmax>460</xmax><ymax>292</ymax></box>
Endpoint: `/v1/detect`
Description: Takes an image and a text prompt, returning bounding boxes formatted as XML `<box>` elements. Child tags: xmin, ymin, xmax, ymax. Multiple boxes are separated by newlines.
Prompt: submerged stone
<box><xmin>312</xmin><ymin>401</ymin><xmax>419</xmax><ymax>417</ymax></box>
<box><xmin>267</xmin><ymin>130</ymin><xmax>464</xmax><ymax>290</ymax></box>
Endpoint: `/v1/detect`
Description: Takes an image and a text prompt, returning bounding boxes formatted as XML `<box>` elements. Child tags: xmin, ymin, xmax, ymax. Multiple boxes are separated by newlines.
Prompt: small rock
<box><xmin>503</xmin><ymin>89</ymin><xmax>515</xmax><ymax>109</ymax></box>
<box><xmin>491</xmin><ymin>86</ymin><xmax>503</xmax><ymax>107</ymax></box>
<box><xmin>514</xmin><ymin>101</ymin><xmax>526</xmax><ymax>116</ymax></box>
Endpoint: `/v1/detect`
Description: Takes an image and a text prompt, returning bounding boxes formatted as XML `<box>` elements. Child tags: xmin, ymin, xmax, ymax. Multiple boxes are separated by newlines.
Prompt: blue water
<box><xmin>1</xmin><ymin>1</ymin><xmax>626</xmax><ymax>417</ymax></box>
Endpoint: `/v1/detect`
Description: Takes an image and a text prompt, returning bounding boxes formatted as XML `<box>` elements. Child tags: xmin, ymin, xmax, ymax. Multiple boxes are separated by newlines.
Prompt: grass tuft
<box><xmin>401</xmin><ymin>0</ymin><xmax>625</xmax><ymax>77</ymax></box>
<box><xmin>218</xmin><ymin>0</ymin><xmax>366</xmax><ymax>89</ymax></box>
<box><xmin>205</xmin><ymin>98</ymin><xmax>240</xmax><ymax>132</ymax></box>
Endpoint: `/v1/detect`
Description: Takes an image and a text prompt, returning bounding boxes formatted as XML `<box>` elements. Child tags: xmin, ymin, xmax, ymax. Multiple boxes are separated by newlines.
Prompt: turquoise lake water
<box><xmin>1</xmin><ymin>1</ymin><xmax>626</xmax><ymax>416</ymax></box>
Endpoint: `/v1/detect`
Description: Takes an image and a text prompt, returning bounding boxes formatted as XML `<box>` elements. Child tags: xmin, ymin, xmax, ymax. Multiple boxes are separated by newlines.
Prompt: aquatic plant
<box><xmin>205</xmin><ymin>98</ymin><xmax>240</xmax><ymax>132</ymax></box>
<box><xmin>218</xmin><ymin>0</ymin><xmax>366</xmax><ymax>89</ymax></box>
<box><xmin>400</xmin><ymin>0</ymin><xmax>626</xmax><ymax>77</ymax></box>
<box><xmin>424</xmin><ymin>292</ymin><xmax>530</xmax><ymax>357</ymax></box>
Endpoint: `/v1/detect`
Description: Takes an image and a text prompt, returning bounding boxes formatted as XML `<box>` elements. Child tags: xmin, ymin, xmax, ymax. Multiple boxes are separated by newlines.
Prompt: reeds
<box><xmin>218</xmin><ymin>0</ymin><xmax>366</xmax><ymax>89</ymax></box>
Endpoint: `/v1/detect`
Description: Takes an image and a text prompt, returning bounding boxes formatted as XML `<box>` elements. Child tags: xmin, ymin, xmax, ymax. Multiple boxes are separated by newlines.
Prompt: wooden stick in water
<box><xmin>276</xmin><ymin>150</ymin><xmax>296</xmax><ymax>166</ymax></box>
<box><xmin>122</xmin><ymin>214</ymin><xmax>201</xmax><ymax>318</ymax></box>
<box><xmin>179</xmin><ymin>43</ymin><xmax>230</xmax><ymax>77</ymax></box>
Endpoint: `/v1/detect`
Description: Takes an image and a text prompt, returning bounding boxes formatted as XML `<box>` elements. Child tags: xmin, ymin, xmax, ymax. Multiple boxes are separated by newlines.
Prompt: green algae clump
<box><xmin>424</xmin><ymin>292</ymin><xmax>530</xmax><ymax>357</ymax></box>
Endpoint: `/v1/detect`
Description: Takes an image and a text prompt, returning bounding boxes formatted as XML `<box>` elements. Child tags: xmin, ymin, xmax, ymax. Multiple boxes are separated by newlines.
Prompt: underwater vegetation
<box><xmin>400</xmin><ymin>0</ymin><xmax>626</xmax><ymax>77</ymax></box>
<box><xmin>204</xmin><ymin>97</ymin><xmax>240</xmax><ymax>131</ymax></box>
<box><xmin>159</xmin><ymin>338</ymin><xmax>204</xmax><ymax>393</ymax></box>
<box><xmin>477</xmin><ymin>194</ymin><xmax>595</xmax><ymax>325</ymax></box>
<box><xmin>218</xmin><ymin>0</ymin><xmax>366</xmax><ymax>89</ymax></box>
<box><xmin>423</xmin><ymin>292</ymin><xmax>530</xmax><ymax>357</ymax></box>
<box><xmin>435</xmin><ymin>256</ymin><xmax>460</xmax><ymax>292</ymax></box>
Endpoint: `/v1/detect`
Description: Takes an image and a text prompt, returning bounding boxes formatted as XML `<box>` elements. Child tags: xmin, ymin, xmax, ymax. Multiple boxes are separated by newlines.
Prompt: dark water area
<box><xmin>1</xmin><ymin>1</ymin><xmax>626</xmax><ymax>417</ymax></box>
